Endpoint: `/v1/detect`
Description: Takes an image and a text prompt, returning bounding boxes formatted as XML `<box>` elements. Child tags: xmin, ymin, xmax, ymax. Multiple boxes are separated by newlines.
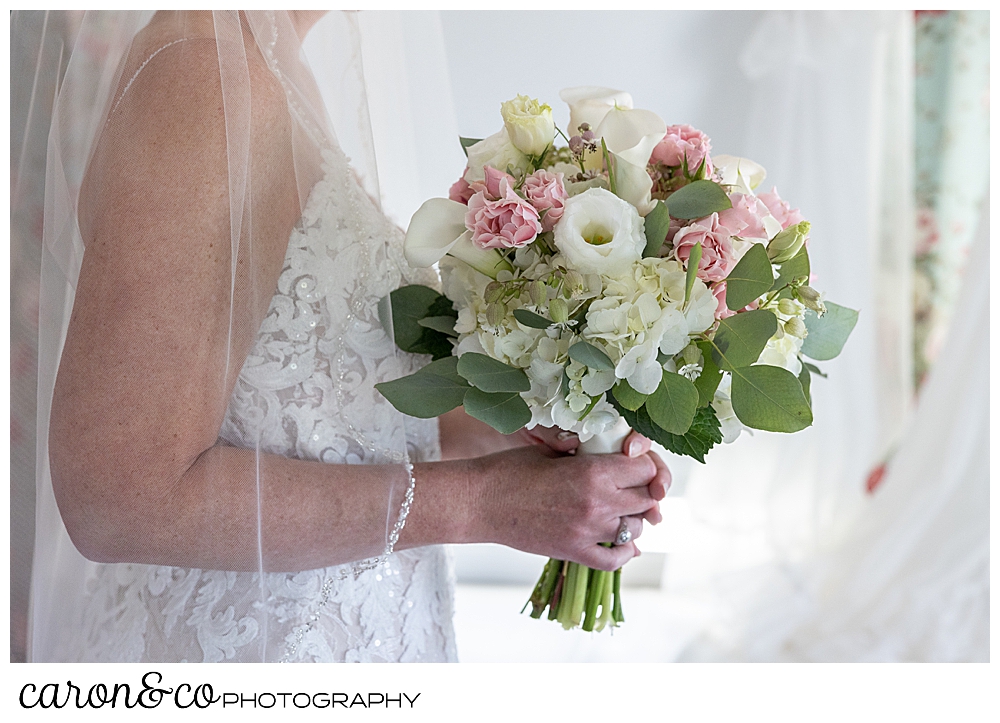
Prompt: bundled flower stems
<box><xmin>376</xmin><ymin>87</ymin><xmax>857</xmax><ymax>632</ymax></box>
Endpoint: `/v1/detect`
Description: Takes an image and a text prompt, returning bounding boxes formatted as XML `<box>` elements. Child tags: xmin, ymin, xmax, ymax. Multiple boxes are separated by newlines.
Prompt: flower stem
<box><xmin>612</xmin><ymin>568</ymin><xmax>624</xmax><ymax>624</ymax></box>
<box><xmin>548</xmin><ymin>560</ymin><xmax>568</xmax><ymax>621</ymax></box>
<box><xmin>582</xmin><ymin>569</ymin><xmax>606</xmax><ymax>632</ymax></box>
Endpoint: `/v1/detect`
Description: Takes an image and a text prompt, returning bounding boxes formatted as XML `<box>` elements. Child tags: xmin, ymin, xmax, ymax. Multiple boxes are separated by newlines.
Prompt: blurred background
<box><xmin>11</xmin><ymin>10</ymin><xmax>989</xmax><ymax>662</ymax></box>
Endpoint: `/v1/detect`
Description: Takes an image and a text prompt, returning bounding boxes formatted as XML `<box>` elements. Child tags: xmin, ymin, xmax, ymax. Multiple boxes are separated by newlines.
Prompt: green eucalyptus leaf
<box><xmin>459</xmin><ymin>137</ymin><xmax>484</xmax><ymax>157</ymax></box>
<box><xmin>612</xmin><ymin>380</ymin><xmax>648</xmax><ymax>412</ymax></box>
<box><xmin>684</xmin><ymin>242</ymin><xmax>703</xmax><ymax>303</ymax></box>
<box><xmin>730</xmin><ymin>364</ymin><xmax>812</xmax><ymax>433</ymax></box>
<box><xmin>374</xmin><ymin>356</ymin><xmax>469</xmax><ymax>418</ymax></box>
<box><xmin>694</xmin><ymin>341</ymin><xmax>723</xmax><ymax>407</ymax></box>
<box><xmin>417</xmin><ymin>316</ymin><xmax>459</xmax><ymax>336</ymax></box>
<box><xmin>512</xmin><ymin>308</ymin><xmax>553</xmax><ymax>329</ymax></box>
<box><xmin>642</xmin><ymin>201</ymin><xmax>671</xmax><ymax>258</ymax></box>
<box><xmin>666</xmin><ymin>180</ymin><xmax>732</xmax><ymax>219</ymax></box>
<box><xmin>646</xmin><ymin>371</ymin><xmax>699</xmax><ymax>435</ymax></box>
<box><xmin>710</xmin><ymin>309</ymin><xmax>778</xmax><ymax>371</ymax></box>
<box><xmin>386</xmin><ymin>285</ymin><xmax>442</xmax><ymax>351</ymax></box>
<box><xmin>568</xmin><ymin>341</ymin><xmax>615</xmax><ymax>371</ymax></box>
<box><xmin>456</xmin><ymin>352</ymin><xmax>531</xmax><ymax>393</ymax></box>
<box><xmin>801</xmin><ymin>302</ymin><xmax>859</xmax><ymax>361</ymax></box>
<box><xmin>771</xmin><ymin>247</ymin><xmax>810</xmax><ymax>292</ymax></box>
<box><xmin>725</xmin><ymin>243</ymin><xmax>773</xmax><ymax>310</ymax></box>
<box><xmin>798</xmin><ymin>364</ymin><xmax>812</xmax><ymax>407</ymax></box>
<box><xmin>802</xmin><ymin>361</ymin><xmax>827</xmax><ymax>378</ymax></box>
<box><xmin>463</xmin><ymin>389</ymin><xmax>532</xmax><ymax>435</ymax></box>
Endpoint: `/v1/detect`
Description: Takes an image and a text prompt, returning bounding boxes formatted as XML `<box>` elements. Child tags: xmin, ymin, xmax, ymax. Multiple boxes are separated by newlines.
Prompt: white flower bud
<box><xmin>777</xmin><ymin>298</ymin><xmax>799</xmax><ymax>316</ymax></box>
<box><xmin>681</xmin><ymin>344</ymin><xmax>702</xmax><ymax>365</ymax></box>
<box><xmin>549</xmin><ymin>297</ymin><xmax>569</xmax><ymax>323</ymax></box>
<box><xmin>484</xmin><ymin>281</ymin><xmax>505</xmax><ymax>304</ymax></box>
<box><xmin>529</xmin><ymin>279</ymin><xmax>548</xmax><ymax>307</ymax></box>
<box><xmin>784</xmin><ymin>317</ymin><xmax>807</xmax><ymax>338</ymax></box>
<box><xmin>486</xmin><ymin>302</ymin><xmax>507</xmax><ymax>328</ymax></box>
<box><xmin>766</xmin><ymin>221</ymin><xmax>810</xmax><ymax>263</ymax></box>
<box><xmin>797</xmin><ymin>285</ymin><xmax>827</xmax><ymax>314</ymax></box>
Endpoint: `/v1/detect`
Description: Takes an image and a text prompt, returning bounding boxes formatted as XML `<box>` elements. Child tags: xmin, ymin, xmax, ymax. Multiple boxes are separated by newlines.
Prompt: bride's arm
<box><xmin>50</xmin><ymin>41</ymin><xmax>666</xmax><ymax>574</ymax></box>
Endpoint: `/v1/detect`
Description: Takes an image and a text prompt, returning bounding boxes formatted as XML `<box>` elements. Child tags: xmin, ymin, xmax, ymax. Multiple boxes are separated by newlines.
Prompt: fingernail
<box><xmin>627</xmin><ymin>439</ymin><xmax>641</xmax><ymax>457</ymax></box>
<box><xmin>557</xmin><ymin>431</ymin><xmax>574</xmax><ymax>441</ymax></box>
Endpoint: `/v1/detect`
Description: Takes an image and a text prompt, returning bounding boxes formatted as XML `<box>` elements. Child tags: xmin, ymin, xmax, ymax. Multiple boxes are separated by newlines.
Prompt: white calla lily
<box><xmin>559</xmin><ymin>86</ymin><xmax>633</xmax><ymax>135</ymax></box>
<box><xmin>405</xmin><ymin>198</ymin><xmax>513</xmax><ymax>279</ymax></box>
<box><xmin>612</xmin><ymin>157</ymin><xmax>657</xmax><ymax>216</ymax></box>
<box><xmin>595</xmin><ymin>106</ymin><xmax>666</xmax><ymax>167</ymax></box>
<box><xmin>713</xmin><ymin>154</ymin><xmax>767</xmax><ymax>194</ymax></box>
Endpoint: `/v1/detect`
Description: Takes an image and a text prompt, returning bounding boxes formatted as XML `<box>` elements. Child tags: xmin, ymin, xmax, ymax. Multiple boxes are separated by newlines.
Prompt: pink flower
<box><xmin>651</xmin><ymin>124</ymin><xmax>713</xmax><ymax>175</ymax></box>
<box><xmin>449</xmin><ymin>173</ymin><xmax>474</xmax><ymax>204</ymax></box>
<box><xmin>757</xmin><ymin>187</ymin><xmax>804</xmax><ymax>230</ymax></box>
<box><xmin>718</xmin><ymin>193</ymin><xmax>770</xmax><ymax>240</ymax></box>
<box><xmin>469</xmin><ymin>165</ymin><xmax>516</xmax><ymax>201</ymax></box>
<box><xmin>465</xmin><ymin>183</ymin><xmax>542</xmax><ymax>250</ymax></box>
<box><xmin>521</xmin><ymin>169</ymin><xmax>568</xmax><ymax>232</ymax></box>
<box><xmin>672</xmin><ymin>213</ymin><xmax>735</xmax><ymax>283</ymax></box>
<box><xmin>712</xmin><ymin>283</ymin><xmax>736</xmax><ymax>320</ymax></box>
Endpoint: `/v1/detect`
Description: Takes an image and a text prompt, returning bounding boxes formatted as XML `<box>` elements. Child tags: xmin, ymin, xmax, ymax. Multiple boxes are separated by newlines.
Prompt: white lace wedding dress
<box><xmin>61</xmin><ymin>142</ymin><xmax>458</xmax><ymax>663</ymax></box>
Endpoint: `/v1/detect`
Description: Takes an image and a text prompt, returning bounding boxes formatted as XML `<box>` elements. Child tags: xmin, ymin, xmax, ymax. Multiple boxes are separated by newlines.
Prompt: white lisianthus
<box><xmin>554</xmin><ymin>188</ymin><xmax>645</xmax><ymax>276</ymax></box>
<box><xmin>463</xmin><ymin>128</ymin><xmax>529</xmax><ymax>184</ymax></box>
<box><xmin>500</xmin><ymin>95</ymin><xmax>555</xmax><ymax>157</ymax></box>
<box><xmin>405</xmin><ymin>199</ymin><xmax>513</xmax><ymax>279</ymax></box>
<box><xmin>713</xmin><ymin>154</ymin><xmax>767</xmax><ymax>195</ymax></box>
<box><xmin>559</xmin><ymin>86</ymin><xmax>633</xmax><ymax>136</ymax></box>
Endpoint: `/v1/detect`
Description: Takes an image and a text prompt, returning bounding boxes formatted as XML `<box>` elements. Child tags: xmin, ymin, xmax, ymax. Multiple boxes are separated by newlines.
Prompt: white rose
<box><xmin>500</xmin><ymin>95</ymin><xmax>555</xmax><ymax>157</ymax></box>
<box><xmin>559</xmin><ymin>86</ymin><xmax>633</xmax><ymax>136</ymax></box>
<box><xmin>463</xmin><ymin>128</ymin><xmax>530</xmax><ymax>184</ymax></box>
<box><xmin>553</xmin><ymin>188</ymin><xmax>645</xmax><ymax>276</ymax></box>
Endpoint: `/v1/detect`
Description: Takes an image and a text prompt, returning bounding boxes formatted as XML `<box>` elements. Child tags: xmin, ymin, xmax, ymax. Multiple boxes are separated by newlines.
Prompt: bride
<box><xmin>29</xmin><ymin>10</ymin><xmax>670</xmax><ymax>663</ymax></box>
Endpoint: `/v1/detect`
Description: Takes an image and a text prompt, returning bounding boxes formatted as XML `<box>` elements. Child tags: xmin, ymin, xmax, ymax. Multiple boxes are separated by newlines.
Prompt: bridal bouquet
<box><xmin>376</xmin><ymin>87</ymin><xmax>857</xmax><ymax>632</ymax></box>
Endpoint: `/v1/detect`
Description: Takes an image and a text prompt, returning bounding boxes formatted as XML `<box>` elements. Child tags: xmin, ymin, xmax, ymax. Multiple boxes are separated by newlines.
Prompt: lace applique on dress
<box><xmin>65</xmin><ymin>144</ymin><xmax>457</xmax><ymax>663</ymax></box>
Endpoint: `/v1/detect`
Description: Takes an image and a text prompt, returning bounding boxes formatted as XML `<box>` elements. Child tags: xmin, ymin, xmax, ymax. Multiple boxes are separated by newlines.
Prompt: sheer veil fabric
<box><xmin>26</xmin><ymin>10</ymin><xmax>455</xmax><ymax>662</ymax></box>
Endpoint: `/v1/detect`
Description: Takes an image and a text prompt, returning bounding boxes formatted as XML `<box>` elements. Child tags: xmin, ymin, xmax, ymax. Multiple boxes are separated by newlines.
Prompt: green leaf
<box><xmin>602</xmin><ymin>138</ymin><xmax>617</xmax><ymax>196</ymax></box>
<box><xmin>802</xmin><ymin>361</ymin><xmax>827</xmax><ymax>378</ymax></box>
<box><xmin>725</xmin><ymin>243</ymin><xmax>773</xmax><ymax>310</ymax></box>
<box><xmin>665</xmin><ymin>180</ymin><xmax>732</xmax><ymax>219</ymax></box>
<box><xmin>609</xmin><ymin>398</ymin><xmax>722</xmax><ymax>464</ymax></box>
<box><xmin>710</xmin><ymin>309</ymin><xmax>778</xmax><ymax>371</ymax></box>
<box><xmin>456</xmin><ymin>352</ymin><xmax>531</xmax><ymax>393</ymax></box>
<box><xmin>730</xmin><ymin>364</ymin><xmax>812</xmax><ymax>433</ymax></box>
<box><xmin>459</xmin><ymin>137</ymin><xmax>484</xmax><ymax>157</ymax></box>
<box><xmin>642</xmin><ymin>201</ymin><xmax>670</xmax><ymax>258</ymax></box>
<box><xmin>568</xmin><ymin>341</ymin><xmax>615</xmax><ymax>371</ymax></box>
<box><xmin>684</xmin><ymin>242</ymin><xmax>702</xmax><ymax>303</ymax></box>
<box><xmin>417</xmin><ymin>316</ymin><xmax>458</xmax><ymax>336</ymax></box>
<box><xmin>694</xmin><ymin>341</ymin><xmax>722</xmax><ymax>407</ymax></box>
<box><xmin>612</xmin><ymin>380</ymin><xmax>648</xmax><ymax>411</ymax></box>
<box><xmin>771</xmin><ymin>247</ymin><xmax>810</xmax><ymax>292</ymax></box>
<box><xmin>646</xmin><ymin>371</ymin><xmax>699</xmax><ymax>434</ymax></box>
<box><xmin>374</xmin><ymin>356</ymin><xmax>469</xmax><ymax>418</ymax></box>
<box><xmin>801</xmin><ymin>302</ymin><xmax>859</xmax><ymax>361</ymax></box>
<box><xmin>463</xmin><ymin>389</ymin><xmax>531</xmax><ymax>434</ymax></box>
<box><xmin>798</xmin><ymin>364</ymin><xmax>812</xmax><ymax>407</ymax></box>
<box><xmin>386</xmin><ymin>285</ymin><xmax>441</xmax><ymax>351</ymax></box>
<box><xmin>512</xmin><ymin>308</ymin><xmax>553</xmax><ymax>329</ymax></box>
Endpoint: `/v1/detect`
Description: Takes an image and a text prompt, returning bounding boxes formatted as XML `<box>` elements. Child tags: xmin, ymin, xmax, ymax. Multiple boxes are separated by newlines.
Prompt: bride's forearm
<box><xmin>62</xmin><ymin>443</ymin><xmax>480</xmax><ymax>573</ymax></box>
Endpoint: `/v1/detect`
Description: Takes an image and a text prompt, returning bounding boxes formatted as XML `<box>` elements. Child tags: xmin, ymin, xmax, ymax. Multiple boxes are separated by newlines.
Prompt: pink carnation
<box><xmin>449</xmin><ymin>173</ymin><xmax>474</xmax><ymax>204</ymax></box>
<box><xmin>757</xmin><ymin>187</ymin><xmax>804</xmax><ymax>230</ymax></box>
<box><xmin>651</xmin><ymin>124</ymin><xmax>713</xmax><ymax>175</ymax></box>
<box><xmin>521</xmin><ymin>169</ymin><xmax>568</xmax><ymax>232</ymax></box>
<box><xmin>465</xmin><ymin>183</ymin><xmax>542</xmax><ymax>250</ymax></box>
<box><xmin>712</xmin><ymin>283</ymin><xmax>736</xmax><ymax>320</ymax></box>
<box><xmin>672</xmin><ymin>213</ymin><xmax>736</xmax><ymax>283</ymax></box>
<box><xmin>469</xmin><ymin>165</ymin><xmax>516</xmax><ymax>201</ymax></box>
<box><xmin>718</xmin><ymin>193</ymin><xmax>770</xmax><ymax>240</ymax></box>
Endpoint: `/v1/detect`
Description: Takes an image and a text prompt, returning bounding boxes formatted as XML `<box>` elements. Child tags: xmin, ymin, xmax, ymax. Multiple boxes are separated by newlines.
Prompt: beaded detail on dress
<box><xmin>64</xmin><ymin>144</ymin><xmax>457</xmax><ymax>663</ymax></box>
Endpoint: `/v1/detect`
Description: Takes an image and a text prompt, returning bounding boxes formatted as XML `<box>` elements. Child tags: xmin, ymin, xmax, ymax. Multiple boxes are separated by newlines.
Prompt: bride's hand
<box><xmin>466</xmin><ymin>444</ymin><xmax>669</xmax><ymax>571</ymax></box>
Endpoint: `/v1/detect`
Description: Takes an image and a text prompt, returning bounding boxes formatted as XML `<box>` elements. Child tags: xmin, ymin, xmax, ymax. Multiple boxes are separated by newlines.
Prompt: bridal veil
<box><xmin>21</xmin><ymin>10</ymin><xmax>425</xmax><ymax>662</ymax></box>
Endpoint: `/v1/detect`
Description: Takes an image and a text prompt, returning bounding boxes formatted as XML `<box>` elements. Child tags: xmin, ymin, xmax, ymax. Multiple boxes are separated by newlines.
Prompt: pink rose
<box><xmin>469</xmin><ymin>165</ymin><xmax>516</xmax><ymax>201</ymax></box>
<box><xmin>757</xmin><ymin>187</ymin><xmax>804</xmax><ymax>230</ymax></box>
<box><xmin>465</xmin><ymin>183</ymin><xmax>542</xmax><ymax>250</ymax></box>
<box><xmin>521</xmin><ymin>169</ymin><xmax>568</xmax><ymax>232</ymax></box>
<box><xmin>718</xmin><ymin>193</ymin><xmax>770</xmax><ymax>240</ymax></box>
<box><xmin>712</xmin><ymin>283</ymin><xmax>736</xmax><ymax>320</ymax></box>
<box><xmin>449</xmin><ymin>173</ymin><xmax>474</xmax><ymax>204</ymax></box>
<box><xmin>672</xmin><ymin>213</ymin><xmax>735</xmax><ymax>282</ymax></box>
<box><xmin>651</xmin><ymin>124</ymin><xmax>713</xmax><ymax>175</ymax></box>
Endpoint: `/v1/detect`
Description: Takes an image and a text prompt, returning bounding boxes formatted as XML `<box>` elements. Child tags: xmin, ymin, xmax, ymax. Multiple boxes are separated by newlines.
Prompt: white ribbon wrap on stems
<box><xmin>577</xmin><ymin>417</ymin><xmax>632</xmax><ymax>455</ymax></box>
